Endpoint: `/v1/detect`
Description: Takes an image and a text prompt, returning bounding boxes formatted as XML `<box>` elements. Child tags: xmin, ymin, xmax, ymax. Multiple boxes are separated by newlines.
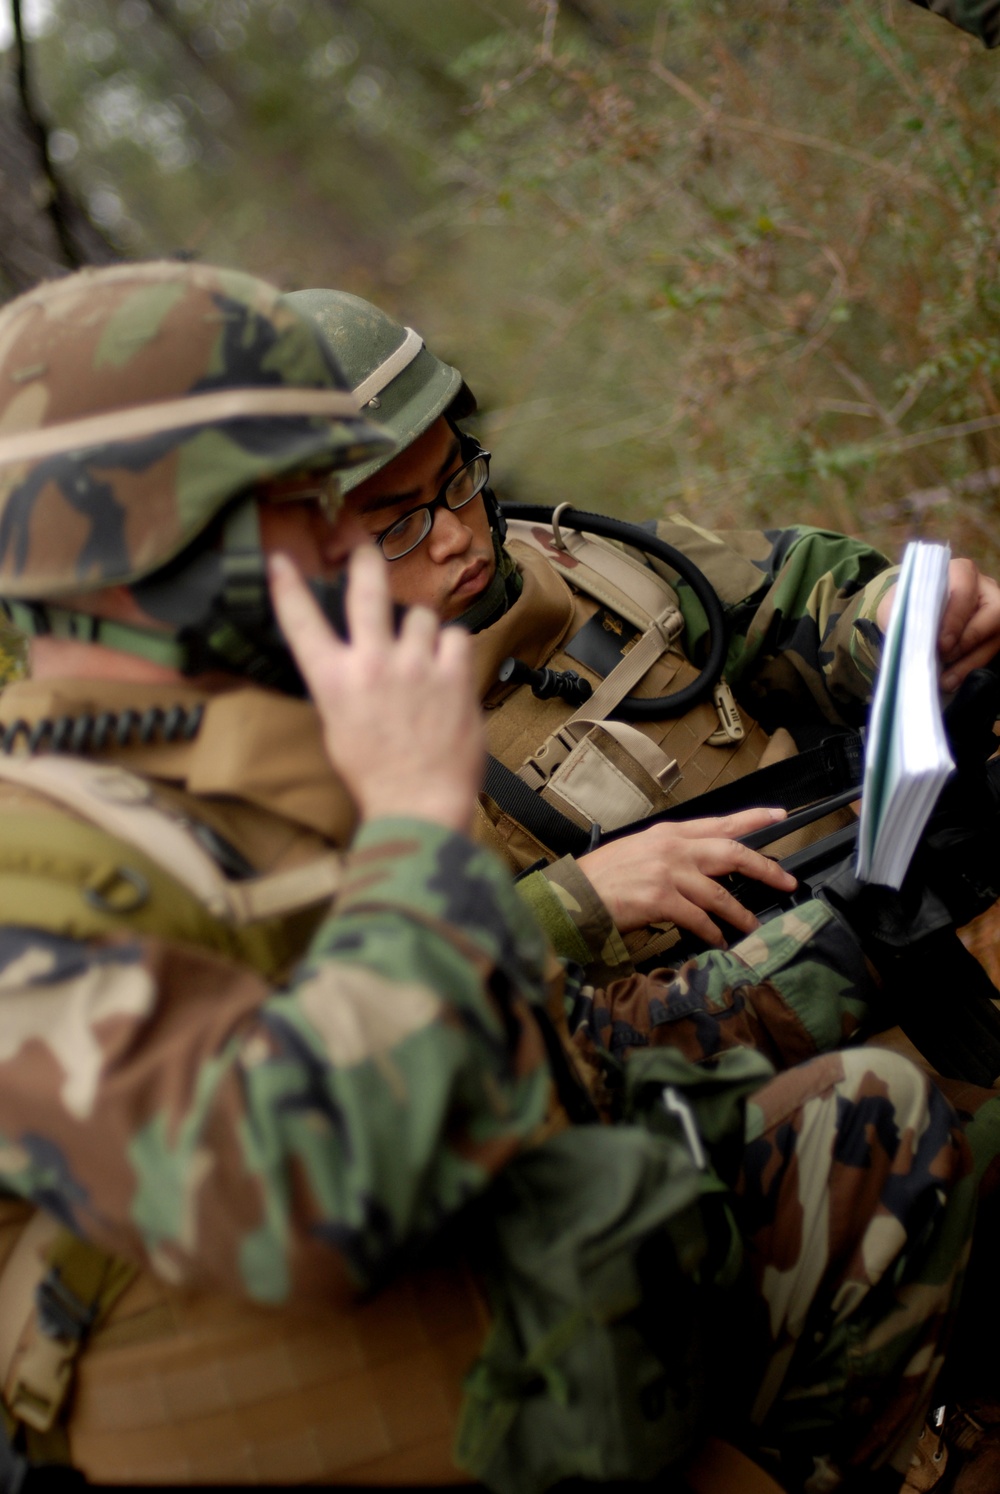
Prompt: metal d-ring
<box><xmin>550</xmin><ymin>501</ymin><xmax>574</xmax><ymax>551</ymax></box>
<box><xmin>83</xmin><ymin>866</ymin><xmax>150</xmax><ymax>915</ymax></box>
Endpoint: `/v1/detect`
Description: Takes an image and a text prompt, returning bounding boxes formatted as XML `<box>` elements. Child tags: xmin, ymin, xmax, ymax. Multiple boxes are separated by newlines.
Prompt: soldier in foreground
<box><xmin>0</xmin><ymin>260</ymin><xmax>993</xmax><ymax>1494</ymax></box>
<box><xmin>0</xmin><ymin>259</ymin><xmax>560</xmax><ymax>1485</ymax></box>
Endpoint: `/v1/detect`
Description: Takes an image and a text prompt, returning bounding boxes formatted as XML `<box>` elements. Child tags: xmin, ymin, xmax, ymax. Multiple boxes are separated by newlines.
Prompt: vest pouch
<box><xmin>542</xmin><ymin>722</ymin><xmax>680</xmax><ymax>834</ymax></box>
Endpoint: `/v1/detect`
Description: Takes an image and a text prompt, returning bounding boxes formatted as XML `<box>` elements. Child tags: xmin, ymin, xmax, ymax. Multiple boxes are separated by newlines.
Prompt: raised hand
<box><xmin>268</xmin><ymin>547</ymin><xmax>484</xmax><ymax>833</ymax></box>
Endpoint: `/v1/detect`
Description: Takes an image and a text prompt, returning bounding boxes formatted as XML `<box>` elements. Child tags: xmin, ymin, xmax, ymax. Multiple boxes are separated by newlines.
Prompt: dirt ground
<box><xmin>960</xmin><ymin>902</ymin><xmax>1000</xmax><ymax>990</ymax></box>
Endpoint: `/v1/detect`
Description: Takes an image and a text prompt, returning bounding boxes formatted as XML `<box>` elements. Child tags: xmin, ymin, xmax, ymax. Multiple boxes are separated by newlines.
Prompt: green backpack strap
<box><xmin>0</xmin><ymin>809</ymin><xmax>315</xmax><ymax>979</ymax></box>
<box><xmin>0</xmin><ymin>755</ymin><xmax>345</xmax><ymax>976</ymax></box>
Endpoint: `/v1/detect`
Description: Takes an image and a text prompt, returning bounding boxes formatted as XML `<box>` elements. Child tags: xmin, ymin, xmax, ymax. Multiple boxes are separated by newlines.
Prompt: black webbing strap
<box><xmin>483</xmin><ymin>755</ymin><xmax>591</xmax><ymax>858</ymax></box>
<box><xmin>484</xmin><ymin>731</ymin><xmax>864</xmax><ymax>858</ymax></box>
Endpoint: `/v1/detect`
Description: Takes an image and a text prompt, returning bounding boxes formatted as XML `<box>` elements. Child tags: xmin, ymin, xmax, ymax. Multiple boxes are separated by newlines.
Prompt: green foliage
<box><xmin>433</xmin><ymin>0</ymin><xmax>1000</xmax><ymax>568</ymax></box>
<box><xmin>13</xmin><ymin>0</ymin><xmax>1000</xmax><ymax>571</ymax></box>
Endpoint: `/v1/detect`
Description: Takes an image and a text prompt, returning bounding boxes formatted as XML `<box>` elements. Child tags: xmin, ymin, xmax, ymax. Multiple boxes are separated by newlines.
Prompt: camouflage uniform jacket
<box><xmin>475</xmin><ymin>518</ymin><xmax>896</xmax><ymax>1068</ymax></box>
<box><xmin>0</xmin><ymin>677</ymin><xmax>555</xmax><ymax>1305</ymax></box>
<box><xmin>0</xmin><ymin>682</ymin><xmax>982</xmax><ymax>1494</ymax></box>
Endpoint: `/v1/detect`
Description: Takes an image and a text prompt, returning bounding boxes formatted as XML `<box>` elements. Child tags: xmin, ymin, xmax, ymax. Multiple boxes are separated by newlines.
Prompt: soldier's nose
<box><xmin>426</xmin><ymin>505</ymin><xmax>473</xmax><ymax>561</ymax></box>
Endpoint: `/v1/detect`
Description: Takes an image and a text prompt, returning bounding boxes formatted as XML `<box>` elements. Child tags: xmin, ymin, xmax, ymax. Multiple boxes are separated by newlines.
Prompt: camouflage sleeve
<box><xmin>0</xmin><ymin>817</ymin><xmax>554</xmax><ymax>1306</ymax></box>
<box><xmin>907</xmin><ymin>0</ymin><xmax>1000</xmax><ymax>45</ymax></box>
<box><xmin>649</xmin><ymin>515</ymin><xmax>895</xmax><ymax>730</ymax></box>
<box><xmin>577</xmin><ymin>895</ymin><xmax>878</xmax><ymax>1073</ymax></box>
<box><xmin>516</xmin><ymin>856</ymin><xmax>634</xmax><ymax>988</ymax></box>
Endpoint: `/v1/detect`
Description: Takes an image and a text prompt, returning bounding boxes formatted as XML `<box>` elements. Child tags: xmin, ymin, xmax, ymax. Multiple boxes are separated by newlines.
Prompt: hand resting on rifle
<box><xmin>578</xmin><ymin>808</ymin><xmax>798</xmax><ymax>947</ymax></box>
<box><xmin>877</xmin><ymin>557</ymin><xmax>1000</xmax><ymax>694</ymax></box>
<box><xmin>268</xmin><ymin>546</ymin><xmax>484</xmax><ymax>834</ymax></box>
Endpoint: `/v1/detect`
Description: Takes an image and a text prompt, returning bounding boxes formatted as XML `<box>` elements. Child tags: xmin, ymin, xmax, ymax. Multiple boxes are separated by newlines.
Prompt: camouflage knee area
<box><xmin>733</xmin><ymin>1048</ymin><xmax>976</xmax><ymax>1493</ymax></box>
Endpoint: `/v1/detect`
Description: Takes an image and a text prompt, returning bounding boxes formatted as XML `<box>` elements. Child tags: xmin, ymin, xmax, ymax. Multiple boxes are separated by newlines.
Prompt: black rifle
<box><xmin>665</xmin><ymin>663</ymin><xmax>1000</xmax><ymax>1086</ymax></box>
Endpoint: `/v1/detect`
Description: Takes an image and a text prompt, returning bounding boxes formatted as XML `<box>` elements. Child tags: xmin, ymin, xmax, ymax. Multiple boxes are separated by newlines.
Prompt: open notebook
<box><xmin>855</xmin><ymin>541</ymin><xmax>955</xmax><ymax>889</ymax></box>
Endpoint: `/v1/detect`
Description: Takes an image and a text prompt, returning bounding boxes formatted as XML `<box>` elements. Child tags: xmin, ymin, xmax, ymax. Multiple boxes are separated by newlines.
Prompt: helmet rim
<box><xmin>282</xmin><ymin>288</ymin><xmax>476</xmax><ymax>494</ymax></box>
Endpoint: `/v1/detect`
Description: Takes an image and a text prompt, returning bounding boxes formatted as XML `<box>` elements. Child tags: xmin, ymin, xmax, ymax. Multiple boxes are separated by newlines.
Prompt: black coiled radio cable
<box><xmin>0</xmin><ymin>702</ymin><xmax>205</xmax><ymax>756</ymax></box>
<box><xmin>499</xmin><ymin>502</ymin><xmax>728</xmax><ymax>720</ymax></box>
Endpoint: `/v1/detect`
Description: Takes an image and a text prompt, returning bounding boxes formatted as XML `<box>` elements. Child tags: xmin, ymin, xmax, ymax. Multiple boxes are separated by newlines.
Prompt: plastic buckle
<box><xmin>708</xmin><ymin>680</ymin><xmax>745</xmax><ymax>746</ymax></box>
<box><xmin>519</xmin><ymin>726</ymin><xmax>578</xmax><ymax>788</ymax></box>
<box><xmin>654</xmin><ymin>605</ymin><xmax>684</xmax><ymax>646</ymax></box>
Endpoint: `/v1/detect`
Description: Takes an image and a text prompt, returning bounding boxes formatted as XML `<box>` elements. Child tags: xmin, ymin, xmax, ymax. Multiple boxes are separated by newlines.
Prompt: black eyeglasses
<box><xmin>375</xmin><ymin>447</ymin><xmax>492</xmax><ymax>561</ymax></box>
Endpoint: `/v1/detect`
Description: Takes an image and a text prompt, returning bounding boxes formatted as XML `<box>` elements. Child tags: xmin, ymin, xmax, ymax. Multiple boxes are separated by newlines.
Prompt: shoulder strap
<box><xmin>506</xmin><ymin>517</ymin><xmax>678</xmax><ymax>632</ymax></box>
<box><xmin>0</xmin><ymin>756</ymin><xmax>345</xmax><ymax>925</ymax></box>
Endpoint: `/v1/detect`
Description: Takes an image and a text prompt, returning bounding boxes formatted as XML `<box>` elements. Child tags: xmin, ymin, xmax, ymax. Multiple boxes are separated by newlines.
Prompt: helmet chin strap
<box><xmin>3</xmin><ymin>499</ymin><xmax>346</xmax><ymax>698</ymax></box>
<box><xmin>451</xmin><ymin>485</ymin><xmax>522</xmax><ymax>634</ymax></box>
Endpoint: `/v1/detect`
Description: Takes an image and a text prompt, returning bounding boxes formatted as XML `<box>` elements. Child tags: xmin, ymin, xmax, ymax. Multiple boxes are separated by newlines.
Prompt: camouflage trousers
<box><xmin>731</xmin><ymin>1048</ymin><xmax>981</xmax><ymax>1494</ymax></box>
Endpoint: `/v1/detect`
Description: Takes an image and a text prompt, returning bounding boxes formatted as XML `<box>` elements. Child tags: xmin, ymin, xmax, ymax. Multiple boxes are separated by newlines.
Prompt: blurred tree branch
<box><xmin>0</xmin><ymin>5</ymin><xmax>114</xmax><ymax>298</ymax></box>
<box><xmin>12</xmin><ymin>0</ymin><xmax>80</xmax><ymax>267</ymax></box>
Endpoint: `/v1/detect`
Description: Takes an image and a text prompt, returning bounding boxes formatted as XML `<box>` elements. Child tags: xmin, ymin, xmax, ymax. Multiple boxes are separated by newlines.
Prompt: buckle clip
<box><xmin>708</xmin><ymin>680</ymin><xmax>745</xmax><ymax>746</ymax></box>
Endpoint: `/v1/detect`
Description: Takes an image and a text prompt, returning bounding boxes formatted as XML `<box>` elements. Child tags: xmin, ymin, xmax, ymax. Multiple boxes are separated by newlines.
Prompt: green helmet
<box><xmin>282</xmin><ymin>289</ymin><xmax>475</xmax><ymax>492</ymax></box>
<box><xmin>285</xmin><ymin>288</ymin><xmax>525</xmax><ymax>634</ymax></box>
<box><xmin>0</xmin><ymin>261</ymin><xmax>392</xmax><ymax>689</ymax></box>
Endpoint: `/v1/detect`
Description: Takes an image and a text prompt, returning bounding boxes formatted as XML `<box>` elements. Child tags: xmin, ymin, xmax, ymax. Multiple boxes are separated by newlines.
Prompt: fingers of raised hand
<box><xmin>343</xmin><ymin>545</ymin><xmax>394</xmax><ymax>649</ymax></box>
<box><xmin>397</xmin><ymin>603</ymin><xmax>441</xmax><ymax>663</ymax></box>
<box><xmin>267</xmin><ymin>552</ymin><xmax>345</xmax><ymax>697</ymax></box>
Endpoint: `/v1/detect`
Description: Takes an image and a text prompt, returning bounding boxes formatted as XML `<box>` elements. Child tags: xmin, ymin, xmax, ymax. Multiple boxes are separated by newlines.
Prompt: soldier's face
<box><xmin>328</xmin><ymin>417</ymin><xmax>497</xmax><ymax>622</ymax></box>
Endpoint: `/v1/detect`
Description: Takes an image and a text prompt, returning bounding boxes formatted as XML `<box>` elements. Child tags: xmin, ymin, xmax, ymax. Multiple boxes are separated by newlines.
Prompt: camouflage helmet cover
<box><xmin>0</xmin><ymin>261</ymin><xmax>392</xmax><ymax>600</ymax></box>
<box><xmin>282</xmin><ymin>289</ymin><xmax>476</xmax><ymax>493</ymax></box>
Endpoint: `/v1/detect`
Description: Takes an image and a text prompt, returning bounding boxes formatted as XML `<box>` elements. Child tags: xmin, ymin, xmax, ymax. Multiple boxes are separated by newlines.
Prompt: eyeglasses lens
<box><xmin>445</xmin><ymin>455</ymin><xmax>488</xmax><ymax>511</ymax></box>
<box><xmin>380</xmin><ymin>452</ymin><xmax>490</xmax><ymax>561</ymax></box>
<box><xmin>381</xmin><ymin>509</ymin><xmax>433</xmax><ymax>561</ymax></box>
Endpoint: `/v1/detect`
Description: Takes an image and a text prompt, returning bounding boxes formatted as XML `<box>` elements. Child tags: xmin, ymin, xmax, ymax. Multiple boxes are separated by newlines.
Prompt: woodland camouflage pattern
<box><xmin>473</xmin><ymin>513</ymin><xmax>1000</xmax><ymax>1487</ymax></box>
<box><xmin>0</xmin><ymin>705</ymin><xmax>991</xmax><ymax>1490</ymax></box>
<box><xmin>574</xmin><ymin>897</ymin><xmax>877</xmax><ymax>1072</ymax></box>
<box><xmin>0</xmin><ymin>817</ymin><xmax>553</xmax><ymax>1302</ymax></box>
<box><xmin>732</xmin><ymin>1048</ymin><xmax>980</xmax><ymax>1492</ymax></box>
<box><xmin>646</xmin><ymin>516</ymin><xmax>895</xmax><ymax>728</ymax></box>
<box><xmin>0</xmin><ymin>261</ymin><xmax>388</xmax><ymax>598</ymax></box>
<box><xmin>0</xmin><ymin>266</ymin><xmax>991</xmax><ymax>1485</ymax></box>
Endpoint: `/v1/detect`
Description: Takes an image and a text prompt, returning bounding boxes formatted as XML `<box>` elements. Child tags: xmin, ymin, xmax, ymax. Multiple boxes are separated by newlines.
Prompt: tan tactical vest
<box><xmin>0</xmin><ymin>683</ymin><xmax>485</xmax><ymax>1487</ymax></box>
<box><xmin>473</xmin><ymin>524</ymin><xmax>856</xmax><ymax>960</ymax></box>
